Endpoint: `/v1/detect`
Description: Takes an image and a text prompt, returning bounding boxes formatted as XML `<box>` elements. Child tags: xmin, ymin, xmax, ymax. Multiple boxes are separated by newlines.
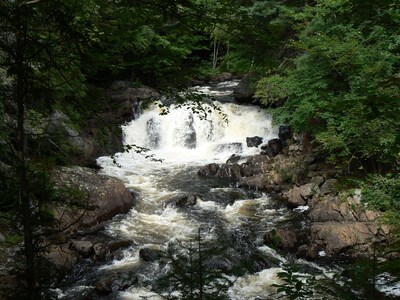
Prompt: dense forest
<box><xmin>0</xmin><ymin>0</ymin><xmax>399</xmax><ymax>299</ymax></box>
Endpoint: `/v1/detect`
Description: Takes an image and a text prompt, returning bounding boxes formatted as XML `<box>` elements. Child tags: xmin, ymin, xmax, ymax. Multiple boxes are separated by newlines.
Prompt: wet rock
<box><xmin>264</xmin><ymin>229</ymin><xmax>298</xmax><ymax>250</ymax></box>
<box><xmin>246</xmin><ymin>136</ymin><xmax>263</xmax><ymax>148</ymax></box>
<box><xmin>226</xmin><ymin>154</ymin><xmax>242</xmax><ymax>164</ymax></box>
<box><xmin>96</xmin><ymin>276</ymin><xmax>113</xmax><ymax>294</ymax></box>
<box><xmin>212</xmin><ymin>72</ymin><xmax>232</xmax><ymax>82</ymax></box>
<box><xmin>93</xmin><ymin>243</ymin><xmax>106</xmax><ymax>261</ymax></box>
<box><xmin>198</xmin><ymin>163</ymin><xmax>220</xmax><ymax>177</ymax></box>
<box><xmin>71</xmin><ymin>240</ymin><xmax>93</xmax><ymax>258</ymax></box>
<box><xmin>166</xmin><ymin>194</ymin><xmax>197</xmax><ymax>207</ymax></box>
<box><xmin>139</xmin><ymin>248</ymin><xmax>159</xmax><ymax>262</ymax></box>
<box><xmin>241</xmin><ymin>155</ymin><xmax>270</xmax><ymax>177</ymax></box>
<box><xmin>261</xmin><ymin>139</ymin><xmax>283</xmax><ymax>157</ymax></box>
<box><xmin>239</xmin><ymin>174</ymin><xmax>271</xmax><ymax>191</ymax></box>
<box><xmin>249</xmin><ymin>251</ymin><xmax>271</xmax><ymax>272</ymax></box>
<box><xmin>278</xmin><ymin>125</ymin><xmax>292</xmax><ymax>141</ymax></box>
<box><xmin>233</xmin><ymin>73</ymin><xmax>258</xmax><ymax>103</ymax></box>
<box><xmin>268</xmin><ymin>139</ymin><xmax>283</xmax><ymax>155</ymax></box>
<box><xmin>320</xmin><ymin>179</ymin><xmax>338</xmax><ymax>195</ymax></box>
<box><xmin>96</xmin><ymin>272</ymin><xmax>138</xmax><ymax>295</ymax></box>
<box><xmin>51</xmin><ymin>167</ymin><xmax>135</xmax><ymax>230</ymax></box>
<box><xmin>108</xmin><ymin>240</ymin><xmax>133</xmax><ymax>253</ymax></box>
<box><xmin>260</xmin><ymin>146</ymin><xmax>275</xmax><ymax>157</ymax></box>
<box><xmin>217</xmin><ymin>164</ymin><xmax>243</xmax><ymax>180</ymax></box>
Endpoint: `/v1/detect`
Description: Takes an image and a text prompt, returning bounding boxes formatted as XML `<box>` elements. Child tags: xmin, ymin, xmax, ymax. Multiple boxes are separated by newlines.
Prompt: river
<box><xmin>55</xmin><ymin>81</ymin><xmax>398</xmax><ymax>299</ymax></box>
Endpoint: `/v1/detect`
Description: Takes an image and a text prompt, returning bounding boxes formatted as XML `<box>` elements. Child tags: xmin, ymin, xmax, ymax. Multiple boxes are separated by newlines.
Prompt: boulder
<box><xmin>45</xmin><ymin>244</ymin><xmax>77</xmax><ymax>272</ymax></box>
<box><xmin>198</xmin><ymin>163</ymin><xmax>220</xmax><ymax>177</ymax></box>
<box><xmin>166</xmin><ymin>194</ymin><xmax>198</xmax><ymax>207</ymax></box>
<box><xmin>239</xmin><ymin>174</ymin><xmax>272</xmax><ymax>191</ymax></box>
<box><xmin>310</xmin><ymin>222</ymin><xmax>387</xmax><ymax>255</ymax></box>
<box><xmin>51</xmin><ymin>167</ymin><xmax>135</xmax><ymax>230</ymax></box>
<box><xmin>320</xmin><ymin>179</ymin><xmax>338</xmax><ymax>195</ymax></box>
<box><xmin>96</xmin><ymin>272</ymin><xmax>138</xmax><ymax>295</ymax></box>
<box><xmin>298</xmin><ymin>183</ymin><xmax>318</xmax><ymax>199</ymax></box>
<box><xmin>260</xmin><ymin>139</ymin><xmax>282</xmax><ymax>157</ymax></box>
<box><xmin>310</xmin><ymin>176</ymin><xmax>324</xmax><ymax>187</ymax></box>
<box><xmin>233</xmin><ymin>74</ymin><xmax>258</xmax><ymax>103</ymax></box>
<box><xmin>211</xmin><ymin>72</ymin><xmax>233</xmax><ymax>82</ymax></box>
<box><xmin>71</xmin><ymin>240</ymin><xmax>94</xmax><ymax>258</ymax></box>
<box><xmin>217</xmin><ymin>164</ymin><xmax>243</xmax><ymax>180</ymax></box>
<box><xmin>108</xmin><ymin>240</ymin><xmax>133</xmax><ymax>253</ymax></box>
<box><xmin>246</xmin><ymin>136</ymin><xmax>263</xmax><ymax>148</ymax></box>
<box><xmin>226</xmin><ymin>154</ymin><xmax>242</xmax><ymax>164</ymax></box>
<box><xmin>241</xmin><ymin>155</ymin><xmax>270</xmax><ymax>177</ymax></box>
<box><xmin>278</xmin><ymin>125</ymin><xmax>292</xmax><ymax>142</ymax></box>
<box><xmin>287</xmin><ymin>186</ymin><xmax>306</xmax><ymax>207</ymax></box>
<box><xmin>264</xmin><ymin>229</ymin><xmax>299</xmax><ymax>250</ymax></box>
<box><xmin>139</xmin><ymin>248</ymin><xmax>159</xmax><ymax>262</ymax></box>
<box><xmin>93</xmin><ymin>243</ymin><xmax>107</xmax><ymax>261</ymax></box>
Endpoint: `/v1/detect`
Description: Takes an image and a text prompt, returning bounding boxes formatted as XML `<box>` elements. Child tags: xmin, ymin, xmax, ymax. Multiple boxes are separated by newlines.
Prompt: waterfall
<box><xmin>59</xmin><ymin>81</ymin><xmax>336</xmax><ymax>299</ymax></box>
<box><xmin>120</xmin><ymin>99</ymin><xmax>277</xmax><ymax>165</ymax></box>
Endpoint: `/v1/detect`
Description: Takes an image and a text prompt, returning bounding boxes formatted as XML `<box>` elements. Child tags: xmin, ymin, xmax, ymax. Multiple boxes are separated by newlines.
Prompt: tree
<box><xmin>256</xmin><ymin>0</ymin><xmax>400</xmax><ymax>170</ymax></box>
<box><xmin>0</xmin><ymin>1</ymin><xmax>98</xmax><ymax>297</ymax></box>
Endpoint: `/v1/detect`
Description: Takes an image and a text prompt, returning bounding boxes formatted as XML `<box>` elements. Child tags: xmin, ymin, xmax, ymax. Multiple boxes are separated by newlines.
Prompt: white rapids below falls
<box><xmin>55</xmin><ymin>81</ymin><xmax>400</xmax><ymax>299</ymax></box>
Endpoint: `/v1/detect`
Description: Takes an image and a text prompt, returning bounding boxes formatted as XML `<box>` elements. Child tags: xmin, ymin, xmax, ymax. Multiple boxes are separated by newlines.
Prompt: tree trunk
<box><xmin>15</xmin><ymin>6</ymin><xmax>36</xmax><ymax>298</ymax></box>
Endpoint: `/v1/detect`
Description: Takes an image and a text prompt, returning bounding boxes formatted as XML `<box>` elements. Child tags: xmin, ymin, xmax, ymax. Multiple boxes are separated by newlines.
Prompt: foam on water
<box><xmin>228</xmin><ymin>268</ymin><xmax>284</xmax><ymax>300</ymax></box>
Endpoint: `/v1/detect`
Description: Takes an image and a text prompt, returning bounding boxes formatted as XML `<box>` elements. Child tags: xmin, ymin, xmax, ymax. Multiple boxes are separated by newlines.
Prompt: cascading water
<box><xmin>57</xmin><ymin>81</ymin><xmax>337</xmax><ymax>299</ymax></box>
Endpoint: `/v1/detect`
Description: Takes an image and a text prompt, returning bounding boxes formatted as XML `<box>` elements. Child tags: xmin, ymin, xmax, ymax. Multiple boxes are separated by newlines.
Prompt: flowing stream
<box><xmin>58</xmin><ymin>81</ymin><xmax>340</xmax><ymax>299</ymax></box>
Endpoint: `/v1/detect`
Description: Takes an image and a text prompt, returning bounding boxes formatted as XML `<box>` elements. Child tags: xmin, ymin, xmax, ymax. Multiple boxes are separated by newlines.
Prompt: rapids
<box><xmin>56</xmin><ymin>81</ymin><xmax>399</xmax><ymax>299</ymax></box>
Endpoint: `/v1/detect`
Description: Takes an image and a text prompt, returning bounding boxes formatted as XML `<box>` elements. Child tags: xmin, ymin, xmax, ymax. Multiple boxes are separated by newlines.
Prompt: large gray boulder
<box><xmin>233</xmin><ymin>74</ymin><xmax>258</xmax><ymax>103</ymax></box>
<box><xmin>51</xmin><ymin>166</ymin><xmax>135</xmax><ymax>230</ymax></box>
<box><xmin>306</xmin><ymin>193</ymin><xmax>392</xmax><ymax>257</ymax></box>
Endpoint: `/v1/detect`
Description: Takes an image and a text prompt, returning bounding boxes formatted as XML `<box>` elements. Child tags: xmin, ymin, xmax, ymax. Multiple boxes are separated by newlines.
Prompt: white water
<box><xmin>92</xmin><ymin>82</ymin><xmax>298</xmax><ymax>299</ymax></box>
<box><xmin>60</xmin><ymin>81</ymin><xmax>377</xmax><ymax>299</ymax></box>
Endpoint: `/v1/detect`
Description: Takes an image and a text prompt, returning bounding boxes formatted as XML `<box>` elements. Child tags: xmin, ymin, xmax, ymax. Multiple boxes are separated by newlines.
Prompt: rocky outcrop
<box><xmin>43</xmin><ymin>83</ymin><xmax>160</xmax><ymax>166</ymax></box>
<box><xmin>51</xmin><ymin>166</ymin><xmax>135</xmax><ymax>230</ymax></box>
<box><xmin>233</xmin><ymin>73</ymin><xmax>258</xmax><ymax>103</ymax></box>
<box><xmin>198</xmin><ymin>136</ymin><xmax>394</xmax><ymax>259</ymax></box>
<box><xmin>305</xmin><ymin>192</ymin><xmax>392</xmax><ymax>257</ymax></box>
<box><xmin>41</xmin><ymin>167</ymin><xmax>136</xmax><ymax>277</ymax></box>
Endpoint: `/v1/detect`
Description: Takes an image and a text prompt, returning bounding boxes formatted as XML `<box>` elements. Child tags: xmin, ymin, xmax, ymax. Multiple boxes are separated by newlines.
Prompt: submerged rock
<box><xmin>165</xmin><ymin>194</ymin><xmax>198</xmax><ymax>207</ymax></box>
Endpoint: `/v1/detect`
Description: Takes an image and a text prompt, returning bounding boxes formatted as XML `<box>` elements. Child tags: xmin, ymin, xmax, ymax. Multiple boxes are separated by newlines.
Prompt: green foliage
<box><xmin>156</xmin><ymin>229</ymin><xmax>234</xmax><ymax>299</ymax></box>
<box><xmin>256</xmin><ymin>0</ymin><xmax>400</xmax><ymax>168</ymax></box>
<box><xmin>361</xmin><ymin>172</ymin><xmax>400</xmax><ymax>238</ymax></box>
<box><xmin>361</xmin><ymin>173</ymin><xmax>400</xmax><ymax>212</ymax></box>
<box><xmin>273</xmin><ymin>264</ymin><xmax>314</xmax><ymax>300</ymax></box>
